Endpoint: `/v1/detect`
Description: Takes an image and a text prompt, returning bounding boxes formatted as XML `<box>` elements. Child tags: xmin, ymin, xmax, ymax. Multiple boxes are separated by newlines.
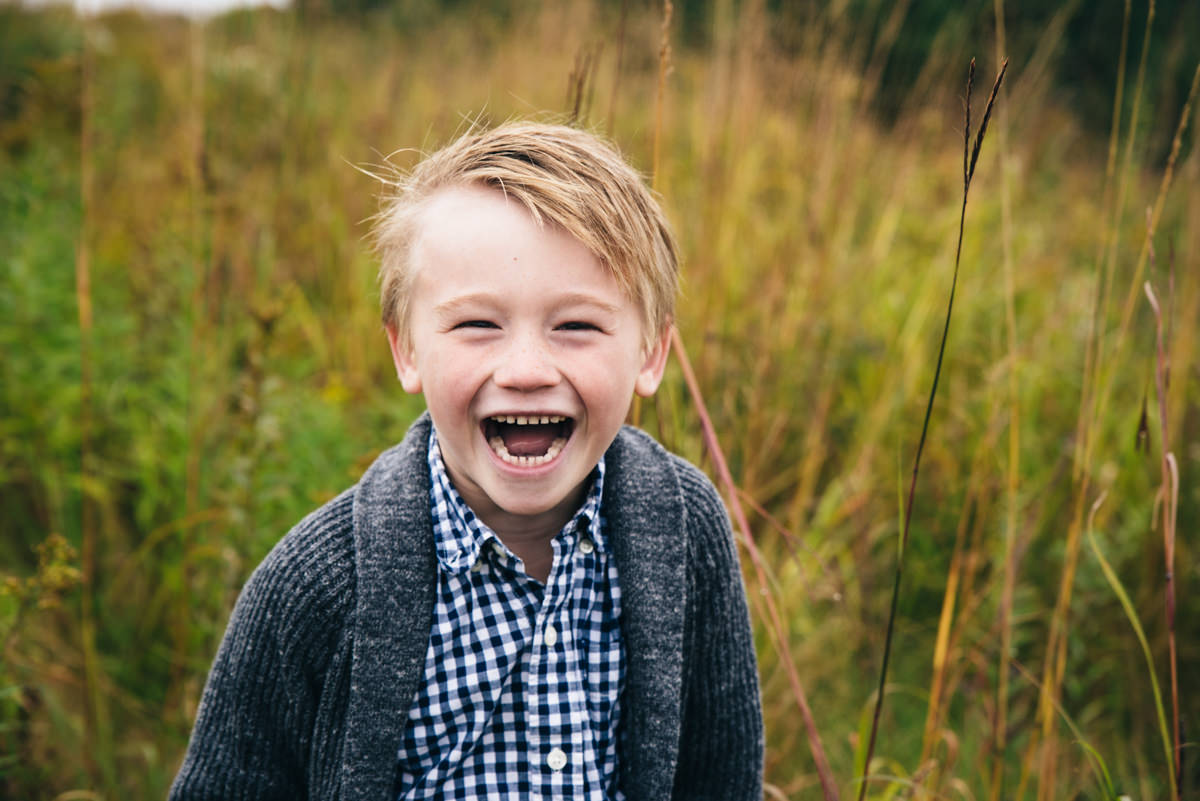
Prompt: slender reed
<box><xmin>1038</xmin><ymin>56</ymin><xmax>1199</xmax><ymax>800</ymax></box>
<box><xmin>1037</xmin><ymin>4</ymin><xmax>1145</xmax><ymax>782</ymax></box>
<box><xmin>1087</xmin><ymin>492</ymin><xmax>1178</xmax><ymax>801</ymax></box>
<box><xmin>855</xmin><ymin>57</ymin><xmax>1006</xmax><ymax>801</ymax></box>
<box><xmin>919</xmin><ymin>410</ymin><xmax>1003</xmax><ymax>767</ymax></box>
<box><xmin>1011</xmin><ymin>647</ymin><xmax>1120</xmax><ymax>798</ymax></box>
<box><xmin>173</xmin><ymin>15</ymin><xmax>208</xmax><ymax>719</ymax></box>
<box><xmin>75</xmin><ymin>8</ymin><xmax>106</xmax><ymax>785</ymax></box>
<box><xmin>989</xmin><ymin>3</ymin><xmax>1019</xmax><ymax>798</ymax></box>
<box><xmin>1112</xmin><ymin>61</ymin><xmax>1200</xmax><ymax>353</ymax></box>
<box><xmin>635</xmin><ymin>0</ymin><xmax>675</xmax><ymax>433</ymax></box>
<box><xmin>646</xmin><ymin>15</ymin><xmax>839</xmax><ymax>794</ymax></box>
<box><xmin>1072</xmin><ymin>0</ymin><xmax>1130</xmax><ymax>484</ymax></box>
<box><xmin>566</xmin><ymin>42</ymin><xmax>602</xmax><ymax>126</ymax></box>
<box><xmin>1144</xmin><ymin>249</ymin><xmax>1181</xmax><ymax>790</ymax></box>
<box><xmin>606</xmin><ymin>0</ymin><xmax>628</xmax><ymax>132</ymax></box>
<box><xmin>652</xmin><ymin>0</ymin><xmax>673</xmax><ymax>191</ymax></box>
<box><xmin>918</xmin><ymin>470</ymin><xmax>974</xmax><ymax>765</ymax></box>
<box><xmin>735</xmin><ymin>487</ymin><xmax>841</xmax><ymax>595</ymax></box>
<box><xmin>670</xmin><ymin>328</ymin><xmax>840</xmax><ymax>801</ymax></box>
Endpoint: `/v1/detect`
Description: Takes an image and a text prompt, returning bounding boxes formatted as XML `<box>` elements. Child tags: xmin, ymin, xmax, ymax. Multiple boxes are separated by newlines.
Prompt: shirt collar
<box><xmin>426</xmin><ymin>425</ymin><xmax>608</xmax><ymax>574</ymax></box>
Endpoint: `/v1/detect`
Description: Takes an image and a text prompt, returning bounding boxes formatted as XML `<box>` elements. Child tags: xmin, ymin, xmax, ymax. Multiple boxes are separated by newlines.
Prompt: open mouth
<box><xmin>483</xmin><ymin>414</ymin><xmax>574</xmax><ymax>467</ymax></box>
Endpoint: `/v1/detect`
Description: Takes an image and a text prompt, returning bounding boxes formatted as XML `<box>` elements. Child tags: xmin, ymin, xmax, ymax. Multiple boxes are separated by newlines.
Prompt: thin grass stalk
<box><xmin>1109</xmin><ymin>61</ymin><xmax>1200</xmax><ymax>365</ymax></box>
<box><xmin>566</xmin><ymin>43</ymin><xmax>601</xmax><ymax>126</ymax></box>
<box><xmin>1034</xmin><ymin>64</ymin><xmax>1200</xmax><ymax>796</ymax></box>
<box><xmin>75</xmin><ymin>8</ymin><xmax>105</xmax><ymax>784</ymax></box>
<box><xmin>1077</xmin><ymin>64</ymin><xmax>1199</xmax><ymax>478</ymax></box>
<box><xmin>669</xmin><ymin>327</ymin><xmax>840</xmax><ymax>801</ymax></box>
<box><xmin>1038</xmin><ymin>15</ymin><xmax>1182</xmax><ymax>797</ymax></box>
<box><xmin>606</xmin><ymin>0</ymin><xmax>628</xmax><ymax>132</ymax></box>
<box><xmin>735</xmin><ymin>487</ymin><xmax>840</xmax><ymax>594</ymax></box>
<box><xmin>1104</xmin><ymin>0</ymin><xmax>1132</xmax><ymax>185</ymax></box>
<box><xmin>652</xmin><ymin>0</ymin><xmax>672</xmax><ymax>192</ymax></box>
<box><xmin>1086</xmin><ymin>496</ymin><xmax>1178</xmax><ymax>801</ymax></box>
<box><xmin>636</xmin><ymin>0</ymin><xmax>673</xmax><ymax>432</ymax></box>
<box><xmin>852</xmin><ymin>0</ymin><xmax>911</xmax><ymax>120</ymax></box>
<box><xmin>185</xmin><ymin>16</ymin><xmax>206</xmax><ymax>527</ymax></box>
<box><xmin>1089</xmin><ymin>0</ymin><xmax>1155</xmax><ymax>429</ymax></box>
<box><xmin>1025</xmin><ymin>493</ymin><xmax>1124</xmax><ymax>801</ymax></box>
<box><xmin>1072</xmin><ymin>0</ymin><xmax>1130</xmax><ymax>483</ymax></box>
<box><xmin>1144</xmin><ymin>271</ymin><xmax>1181</xmax><ymax>787</ymax></box>
<box><xmin>1033</xmin><ymin>468</ymin><xmax>1090</xmax><ymax>800</ymax></box>
<box><xmin>1010</xmin><ymin>658</ymin><xmax>1119</xmax><ymax>800</ymax></box>
<box><xmin>989</xmin><ymin>3</ymin><xmax>1019</xmax><ymax>797</ymax></box>
<box><xmin>918</xmin><ymin>414</ymin><xmax>1001</xmax><ymax>768</ymax></box>
<box><xmin>855</xmin><ymin>57</ymin><xmax>1006</xmax><ymax>801</ymax></box>
<box><xmin>1076</xmin><ymin>14</ymin><xmax>1148</xmax><ymax>459</ymax></box>
<box><xmin>649</xmin><ymin>10</ymin><xmax>834</xmax><ymax>790</ymax></box>
<box><xmin>173</xmin><ymin>15</ymin><xmax>208</xmax><ymax>719</ymax></box>
<box><xmin>1066</xmin><ymin>3</ymin><xmax>1149</xmax><ymax>624</ymax></box>
<box><xmin>918</xmin><ymin>493</ymin><xmax>968</xmax><ymax>764</ymax></box>
<box><xmin>1165</xmin><ymin>450</ymin><xmax>1180</xmax><ymax>785</ymax></box>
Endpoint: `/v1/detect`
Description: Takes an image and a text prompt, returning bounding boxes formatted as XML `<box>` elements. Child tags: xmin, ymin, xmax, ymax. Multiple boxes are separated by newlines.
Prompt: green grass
<box><xmin>1</xmin><ymin>2</ymin><xmax>1197</xmax><ymax>799</ymax></box>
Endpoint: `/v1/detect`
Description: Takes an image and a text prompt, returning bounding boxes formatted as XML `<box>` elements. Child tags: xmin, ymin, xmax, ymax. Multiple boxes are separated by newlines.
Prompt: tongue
<box><xmin>501</xmin><ymin>424</ymin><xmax>559</xmax><ymax>457</ymax></box>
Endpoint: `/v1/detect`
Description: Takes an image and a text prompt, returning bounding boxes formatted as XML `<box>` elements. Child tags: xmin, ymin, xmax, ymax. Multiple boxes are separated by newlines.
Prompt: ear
<box><xmin>386</xmin><ymin>324</ymin><xmax>424</xmax><ymax>394</ymax></box>
<box><xmin>634</xmin><ymin>324</ymin><xmax>672</xmax><ymax>398</ymax></box>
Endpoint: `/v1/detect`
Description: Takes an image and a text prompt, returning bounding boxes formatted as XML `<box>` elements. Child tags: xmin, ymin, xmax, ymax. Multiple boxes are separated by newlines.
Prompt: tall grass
<box><xmin>1</xmin><ymin>2</ymin><xmax>1197</xmax><ymax>798</ymax></box>
<box><xmin>854</xmin><ymin>57</ymin><xmax>1007</xmax><ymax>801</ymax></box>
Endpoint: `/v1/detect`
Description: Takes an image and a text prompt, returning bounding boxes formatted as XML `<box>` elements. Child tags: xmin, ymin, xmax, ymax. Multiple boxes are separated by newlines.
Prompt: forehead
<box><xmin>413</xmin><ymin>184</ymin><xmax>541</xmax><ymax>254</ymax></box>
<box><xmin>409</xmin><ymin>185</ymin><xmax>601</xmax><ymax>288</ymax></box>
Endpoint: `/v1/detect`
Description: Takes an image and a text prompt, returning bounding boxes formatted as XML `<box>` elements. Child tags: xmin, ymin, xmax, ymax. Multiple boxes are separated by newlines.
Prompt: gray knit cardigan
<box><xmin>170</xmin><ymin>414</ymin><xmax>763</xmax><ymax>800</ymax></box>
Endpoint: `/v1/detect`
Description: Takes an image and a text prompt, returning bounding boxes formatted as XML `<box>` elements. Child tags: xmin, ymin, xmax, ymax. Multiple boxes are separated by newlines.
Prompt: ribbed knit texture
<box><xmin>169</xmin><ymin>413</ymin><xmax>763</xmax><ymax>800</ymax></box>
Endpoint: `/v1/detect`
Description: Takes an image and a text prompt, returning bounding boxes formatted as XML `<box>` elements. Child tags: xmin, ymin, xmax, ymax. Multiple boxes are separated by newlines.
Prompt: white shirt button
<box><xmin>543</xmin><ymin>625</ymin><xmax>558</xmax><ymax>647</ymax></box>
<box><xmin>578</xmin><ymin>538</ymin><xmax>594</xmax><ymax>555</ymax></box>
<box><xmin>546</xmin><ymin>747</ymin><xmax>568</xmax><ymax>771</ymax></box>
<box><xmin>491</xmin><ymin>541</ymin><xmax>506</xmax><ymax>558</ymax></box>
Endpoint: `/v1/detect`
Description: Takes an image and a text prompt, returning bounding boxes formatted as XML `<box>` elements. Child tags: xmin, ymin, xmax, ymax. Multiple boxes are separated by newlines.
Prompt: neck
<box><xmin>490</xmin><ymin>519</ymin><xmax>559</xmax><ymax>583</ymax></box>
<box><xmin>485</xmin><ymin>488</ymin><xmax>586</xmax><ymax>583</ymax></box>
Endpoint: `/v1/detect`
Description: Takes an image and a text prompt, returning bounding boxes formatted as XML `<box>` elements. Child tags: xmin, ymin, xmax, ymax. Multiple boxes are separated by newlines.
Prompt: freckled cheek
<box><xmin>573</xmin><ymin>374</ymin><xmax>638</xmax><ymax>420</ymax></box>
<box><xmin>428</xmin><ymin>369</ymin><xmax>484</xmax><ymax>412</ymax></box>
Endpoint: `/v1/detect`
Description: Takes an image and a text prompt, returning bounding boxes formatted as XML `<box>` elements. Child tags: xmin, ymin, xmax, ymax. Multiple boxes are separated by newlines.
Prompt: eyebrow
<box><xmin>553</xmin><ymin>293</ymin><xmax>624</xmax><ymax>316</ymax></box>
<box><xmin>432</xmin><ymin>293</ymin><xmax>624</xmax><ymax>317</ymax></box>
<box><xmin>432</xmin><ymin>294</ymin><xmax>501</xmax><ymax>318</ymax></box>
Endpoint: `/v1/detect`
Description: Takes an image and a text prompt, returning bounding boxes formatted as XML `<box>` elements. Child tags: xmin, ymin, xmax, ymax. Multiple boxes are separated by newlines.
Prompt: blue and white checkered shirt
<box><xmin>395</xmin><ymin>427</ymin><xmax>626</xmax><ymax>800</ymax></box>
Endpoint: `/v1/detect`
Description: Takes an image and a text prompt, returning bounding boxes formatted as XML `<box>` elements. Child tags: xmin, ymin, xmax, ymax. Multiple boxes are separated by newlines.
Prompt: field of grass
<box><xmin>2</xmin><ymin>1</ymin><xmax>1198</xmax><ymax>798</ymax></box>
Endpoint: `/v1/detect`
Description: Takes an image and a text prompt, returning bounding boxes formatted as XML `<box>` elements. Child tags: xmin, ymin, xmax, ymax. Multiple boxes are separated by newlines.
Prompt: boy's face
<box><xmin>387</xmin><ymin>184</ymin><xmax>670</xmax><ymax>537</ymax></box>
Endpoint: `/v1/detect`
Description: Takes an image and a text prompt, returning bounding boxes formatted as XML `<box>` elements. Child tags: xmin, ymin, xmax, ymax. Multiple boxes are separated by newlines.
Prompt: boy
<box><xmin>170</xmin><ymin>122</ymin><xmax>763</xmax><ymax>800</ymax></box>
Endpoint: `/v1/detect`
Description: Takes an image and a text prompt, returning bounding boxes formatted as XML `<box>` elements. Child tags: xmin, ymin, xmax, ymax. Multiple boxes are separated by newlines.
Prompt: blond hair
<box><xmin>373</xmin><ymin>122</ymin><xmax>678</xmax><ymax>349</ymax></box>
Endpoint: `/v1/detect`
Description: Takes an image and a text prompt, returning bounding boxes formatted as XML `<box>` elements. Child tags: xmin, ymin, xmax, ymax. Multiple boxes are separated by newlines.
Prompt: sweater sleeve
<box><xmin>671</xmin><ymin>464</ymin><xmax>765</xmax><ymax>801</ymax></box>
<box><xmin>169</xmin><ymin>493</ymin><xmax>355</xmax><ymax>801</ymax></box>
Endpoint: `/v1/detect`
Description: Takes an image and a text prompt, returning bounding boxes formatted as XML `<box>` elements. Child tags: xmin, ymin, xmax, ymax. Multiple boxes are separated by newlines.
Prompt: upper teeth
<box><xmin>492</xmin><ymin>415</ymin><xmax>565</xmax><ymax>425</ymax></box>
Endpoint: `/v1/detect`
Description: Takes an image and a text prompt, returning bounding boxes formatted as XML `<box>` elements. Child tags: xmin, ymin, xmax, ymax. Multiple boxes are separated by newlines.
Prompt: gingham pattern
<box><xmin>394</xmin><ymin>427</ymin><xmax>626</xmax><ymax>800</ymax></box>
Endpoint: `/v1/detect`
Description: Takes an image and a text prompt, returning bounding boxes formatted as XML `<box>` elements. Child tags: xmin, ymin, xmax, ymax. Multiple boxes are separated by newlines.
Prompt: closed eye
<box><xmin>556</xmin><ymin>321</ymin><xmax>602</xmax><ymax>332</ymax></box>
<box><xmin>453</xmin><ymin>320</ymin><xmax>499</xmax><ymax>330</ymax></box>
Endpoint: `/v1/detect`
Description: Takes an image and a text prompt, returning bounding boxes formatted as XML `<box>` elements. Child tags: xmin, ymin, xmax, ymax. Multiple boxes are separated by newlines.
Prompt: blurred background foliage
<box><xmin>1</xmin><ymin>0</ymin><xmax>1198</xmax><ymax>798</ymax></box>
<box><xmin>278</xmin><ymin>0</ymin><xmax>1200</xmax><ymax>159</ymax></box>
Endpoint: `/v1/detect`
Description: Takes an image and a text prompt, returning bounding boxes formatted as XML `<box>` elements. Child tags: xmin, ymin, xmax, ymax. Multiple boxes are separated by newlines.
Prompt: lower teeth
<box><xmin>489</xmin><ymin>436</ymin><xmax>566</xmax><ymax>466</ymax></box>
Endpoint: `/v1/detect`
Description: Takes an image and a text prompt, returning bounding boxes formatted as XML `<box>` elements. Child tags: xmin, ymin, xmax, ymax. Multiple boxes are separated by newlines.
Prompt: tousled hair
<box><xmin>372</xmin><ymin>121</ymin><xmax>678</xmax><ymax>349</ymax></box>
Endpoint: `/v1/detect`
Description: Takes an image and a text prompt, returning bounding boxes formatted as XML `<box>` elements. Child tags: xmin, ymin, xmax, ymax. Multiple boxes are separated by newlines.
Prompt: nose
<box><xmin>492</xmin><ymin>331</ymin><xmax>560</xmax><ymax>391</ymax></box>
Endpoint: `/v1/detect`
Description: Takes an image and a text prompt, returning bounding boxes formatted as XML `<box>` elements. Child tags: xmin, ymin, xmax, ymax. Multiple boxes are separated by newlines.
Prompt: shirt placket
<box><xmin>527</xmin><ymin>526</ymin><xmax>593</xmax><ymax>798</ymax></box>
